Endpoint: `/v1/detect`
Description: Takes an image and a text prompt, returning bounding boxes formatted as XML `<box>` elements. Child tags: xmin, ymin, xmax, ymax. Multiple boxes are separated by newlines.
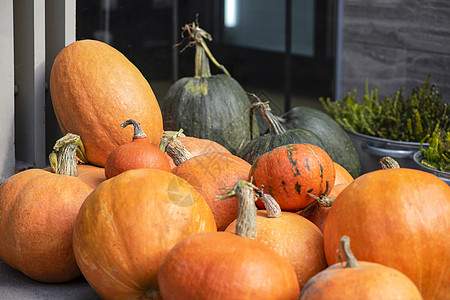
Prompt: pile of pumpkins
<box><xmin>0</xmin><ymin>38</ymin><xmax>449</xmax><ymax>300</ymax></box>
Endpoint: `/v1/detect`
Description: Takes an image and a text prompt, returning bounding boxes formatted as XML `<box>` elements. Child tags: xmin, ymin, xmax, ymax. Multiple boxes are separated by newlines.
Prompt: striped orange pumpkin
<box><xmin>250</xmin><ymin>144</ymin><xmax>335</xmax><ymax>211</ymax></box>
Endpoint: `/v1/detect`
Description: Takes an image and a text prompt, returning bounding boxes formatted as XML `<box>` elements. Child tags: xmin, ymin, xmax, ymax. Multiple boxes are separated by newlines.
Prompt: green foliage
<box><xmin>419</xmin><ymin>129</ymin><xmax>450</xmax><ymax>172</ymax></box>
<box><xmin>320</xmin><ymin>74</ymin><xmax>449</xmax><ymax>143</ymax></box>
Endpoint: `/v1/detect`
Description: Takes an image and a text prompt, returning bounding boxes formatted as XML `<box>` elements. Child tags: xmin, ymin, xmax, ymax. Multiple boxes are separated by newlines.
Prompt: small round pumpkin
<box><xmin>73</xmin><ymin>168</ymin><xmax>216</xmax><ymax>299</ymax></box>
<box><xmin>240</xmin><ymin>99</ymin><xmax>326</xmax><ymax>165</ymax></box>
<box><xmin>0</xmin><ymin>134</ymin><xmax>105</xmax><ymax>283</ymax></box>
<box><xmin>323</xmin><ymin>168</ymin><xmax>450</xmax><ymax>299</ymax></box>
<box><xmin>300</xmin><ymin>236</ymin><xmax>423</xmax><ymax>300</ymax></box>
<box><xmin>226</xmin><ymin>189</ymin><xmax>327</xmax><ymax>290</ymax></box>
<box><xmin>158</xmin><ymin>181</ymin><xmax>299</xmax><ymax>300</ymax></box>
<box><xmin>104</xmin><ymin>119</ymin><xmax>170</xmax><ymax>178</ymax></box>
<box><xmin>50</xmin><ymin>39</ymin><xmax>163</xmax><ymax>167</ymax></box>
<box><xmin>166</xmin><ymin>139</ymin><xmax>251</xmax><ymax>230</ymax></box>
<box><xmin>250</xmin><ymin>143</ymin><xmax>336</xmax><ymax>211</ymax></box>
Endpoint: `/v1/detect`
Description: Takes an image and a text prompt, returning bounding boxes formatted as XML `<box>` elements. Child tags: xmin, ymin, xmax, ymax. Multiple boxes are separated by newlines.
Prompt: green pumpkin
<box><xmin>162</xmin><ymin>22</ymin><xmax>257</xmax><ymax>154</ymax></box>
<box><xmin>240</xmin><ymin>99</ymin><xmax>326</xmax><ymax>165</ymax></box>
<box><xmin>281</xmin><ymin>106</ymin><xmax>361</xmax><ymax>178</ymax></box>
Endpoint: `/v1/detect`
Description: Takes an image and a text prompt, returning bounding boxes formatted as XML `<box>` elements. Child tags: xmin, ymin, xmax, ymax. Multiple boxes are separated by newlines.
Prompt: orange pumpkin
<box><xmin>50</xmin><ymin>39</ymin><xmax>163</xmax><ymax>167</ymax></box>
<box><xmin>324</xmin><ymin>168</ymin><xmax>450</xmax><ymax>299</ymax></box>
<box><xmin>165</xmin><ymin>136</ymin><xmax>231</xmax><ymax>169</ymax></box>
<box><xmin>105</xmin><ymin>119</ymin><xmax>170</xmax><ymax>178</ymax></box>
<box><xmin>0</xmin><ymin>135</ymin><xmax>104</xmax><ymax>282</ymax></box>
<box><xmin>300</xmin><ymin>236</ymin><xmax>423</xmax><ymax>299</ymax></box>
<box><xmin>73</xmin><ymin>168</ymin><xmax>216</xmax><ymax>299</ymax></box>
<box><xmin>158</xmin><ymin>181</ymin><xmax>300</xmax><ymax>300</ymax></box>
<box><xmin>226</xmin><ymin>190</ymin><xmax>327</xmax><ymax>290</ymax></box>
<box><xmin>333</xmin><ymin>162</ymin><xmax>354</xmax><ymax>185</ymax></box>
<box><xmin>250</xmin><ymin>143</ymin><xmax>335</xmax><ymax>211</ymax></box>
<box><xmin>167</xmin><ymin>139</ymin><xmax>251</xmax><ymax>230</ymax></box>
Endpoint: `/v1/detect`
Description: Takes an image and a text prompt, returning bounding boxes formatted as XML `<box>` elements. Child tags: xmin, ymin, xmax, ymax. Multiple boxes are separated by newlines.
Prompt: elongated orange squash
<box><xmin>50</xmin><ymin>39</ymin><xmax>163</xmax><ymax>167</ymax></box>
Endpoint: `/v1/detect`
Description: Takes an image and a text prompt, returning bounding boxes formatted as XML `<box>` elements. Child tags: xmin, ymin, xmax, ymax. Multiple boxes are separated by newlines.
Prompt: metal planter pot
<box><xmin>412</xmin><ymin>151</ymin><xmax>450</xmax><ymax>186</ymax></box>
<box><xmin>345</xmin><ymin>129</ymin><xmax>428</xmax><ymax>174</ymax></box>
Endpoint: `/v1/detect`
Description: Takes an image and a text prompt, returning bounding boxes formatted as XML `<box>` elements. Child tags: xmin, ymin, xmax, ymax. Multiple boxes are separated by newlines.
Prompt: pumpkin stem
<box><xmin>300</xmin><ymin>179</ymin><xmax>334</xmax><ymax>216</ymax></box>
<box><xmin>160</xmin><ymin>129</ymin><xmax>185</xmax><ymax>152</ymax></box>
<box><xmin>255</xmin><ymin>185</ymin><xmax>282</xmax><ymax>218</ymax></box>
<box><xmin>178</xmin><ymin>17</ymin><xmax>230</xmax><ymax>77</ymax></box>
<box><xmin>49</xmin><ymin>133</ymin><xmax>87</xmax><ymax>176</ymax></box>
<box><xmin>217</xmin><ymin>180</ymin><xmax>258</xmax><ymax>239</ymax></box>
<box><xmin>248</xmin><ymin>93</ymin><xmax>287</xmax><ymax>140</ymax></box>
<box><xmin>164</xmin><ymin>137</ymin><xmax>194</xmax><ymax>166</ymax></box>
<box><xmin>195</xmin><ymin>43</ymin><xmax>211</xmax><ymax>78</ymax></box>
<box><xmin>300</xmin><ymin>193</ymin><xmax>335</xmax><ymax>217</ymax></box>
<box><xmin>339</xmin><ymin>235</ymin><xmax>360</xmax><ymax>268</ymax></box>
<box><xmin>121</xmin><ymin>119</ymin><xmax>147</xmax><ymax>139</ymax></box>
<box><xmin>379</xmin><ymin>156</ymin><xmax>400</xmax><ymax>169</ymax></box>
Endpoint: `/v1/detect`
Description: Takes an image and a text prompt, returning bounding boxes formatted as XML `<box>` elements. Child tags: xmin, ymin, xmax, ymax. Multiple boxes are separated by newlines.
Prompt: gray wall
<box><xmin>341</xmin><ymin>0</ymin><xmax>450</xmax><ymax>101</ymax></box>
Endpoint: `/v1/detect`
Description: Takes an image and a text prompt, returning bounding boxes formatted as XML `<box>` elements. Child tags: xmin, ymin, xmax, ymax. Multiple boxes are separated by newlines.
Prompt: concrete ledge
<box><xmin>0</xmin><ymin>260</ymin><xmax>99</xmax><ymax>299</ymax></box>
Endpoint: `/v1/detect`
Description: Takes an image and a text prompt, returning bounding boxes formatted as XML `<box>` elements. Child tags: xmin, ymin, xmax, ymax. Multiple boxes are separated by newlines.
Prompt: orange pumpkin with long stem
<box><xmin>166</xmin><ymin>138</ymin><xmax>251</xmax><ymax>230</ymax></box>
<box><xmin>0</xmin><ymin>134</ymin><xmax>104</xmax><ymax>283</ymax></box>
<box><xmin>226</xmin><ymin>186</ymin><xmax>327</xmax><ymax>290</ymax></box>
<box><xmin>158</xmin><ymin>180</ymin><xmax>299</xmax><ymax>300</ymax></box>
<box><xmin>105</xmin><ymin>119</ymin><xmax>170</xmax><ymax>179</ymax></box>
<box><xmin>299</xmin><ymin>236</ymin><xmax>423</xmax><ymax>299</ymax></box>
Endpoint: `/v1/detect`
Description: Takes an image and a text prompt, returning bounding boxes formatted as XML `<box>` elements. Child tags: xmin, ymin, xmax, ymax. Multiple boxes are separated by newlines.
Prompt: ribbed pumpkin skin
<box><xmin>105</xmin><ymin>139</ymin><xmax>171</xmax><ymax>178</ymax></box>
<box><xmin>299</xmin><ymin>261</ymin><xmax>423</xmax><ymax>300</ymax></box>
<box><xmin>73</xmin><ymin>169</ymin><xmax>217</xmax><ymax>299</ymax></box>
<box><xmin>162</xmin><ymin>74</ymin><xmax>256</xmax><ymax>155</ymax></box>
<box><xmin>172</xmin><ymin>152</ymin><xmax>251</xmax><ymax>230</ymax></box>
<box><xmin>323</xmin><ymin>168</ymin><xmax>450</xmax><ymax>300</ymax></box>
<box><xmin>165</xmin><ymin>136</ymin><xmax>231</xmax><ymax>169</ymax></box>
<box><xmin>158</xmin><ymin>232</ymin><xmax>300</xmax><ymax>300</ymax></box>
<box><xmin>226</xmin><ymin>211</ymin><xmax>327</xmax><ymax>290</ymax></box>
<box><xmin>0</xmin><ymin>165</ymin><xmax>105</xmax><ymax>283</ymax></box>
<box><xmin>250</xmin><ymin>144</ymin><xmax>336</xmax><ymax>211</ymax></box>
<box><xmin>50</xmin><ymin>40</ymin><xmax>163</xmax><ymax>167</ymax></box>
<box><xmin>282</xmin><ymin>106</ymin><xmax>360</xmax><ymax>178</ymax></box>
<box><xmin>241</xmin><ymin>128</ymin><xmax>326</xmax><ymax>165</ymax></box>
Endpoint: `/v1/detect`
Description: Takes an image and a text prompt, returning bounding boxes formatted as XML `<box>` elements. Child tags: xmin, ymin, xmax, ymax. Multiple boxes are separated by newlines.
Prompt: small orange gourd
<box><xmin>226</xmin><ymin>187</ymin><xmax>327</xmax><ymax>290</ymax></box>
<box><xmin>104</xmin><ymin>119</ymin><xmax>170</xmax><ymax>179</ymax></box>
<box><xmin>158</xmin><ymin>181</ymin><xmax>300</xmax><ymax>300</ymax></box>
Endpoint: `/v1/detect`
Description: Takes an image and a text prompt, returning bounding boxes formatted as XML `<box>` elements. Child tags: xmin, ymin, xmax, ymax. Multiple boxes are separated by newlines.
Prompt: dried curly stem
<box><xmin>177</xmin><ymin>17</ymin><xmax>230</xmax><ymax>76</ymax></box>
